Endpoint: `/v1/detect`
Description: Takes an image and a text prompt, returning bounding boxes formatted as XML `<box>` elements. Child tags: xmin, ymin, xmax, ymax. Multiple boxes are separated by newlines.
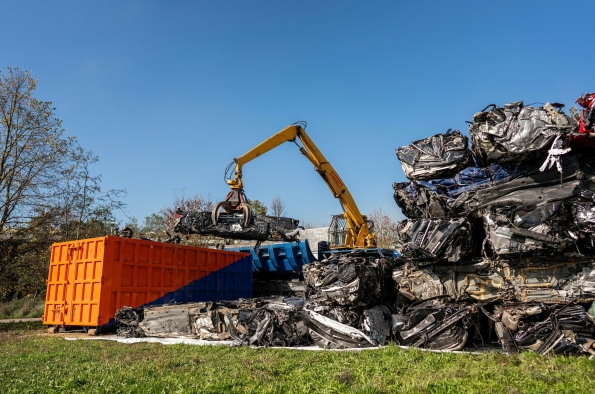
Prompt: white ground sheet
<box><xmin>64</xmin><ymin>335</ymin><xmax>486</xmax><ymax>354</ymax></box>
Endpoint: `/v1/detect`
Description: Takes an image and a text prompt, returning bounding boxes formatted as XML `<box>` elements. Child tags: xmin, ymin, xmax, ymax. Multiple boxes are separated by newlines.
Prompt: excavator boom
<box><xmin>223</xmin><ymin>123</ymin><xmax>376</xmax><ymax>249</ymax></box>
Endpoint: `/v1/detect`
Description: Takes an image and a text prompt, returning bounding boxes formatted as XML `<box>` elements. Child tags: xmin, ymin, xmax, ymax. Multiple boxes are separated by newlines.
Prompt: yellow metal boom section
<box><xmin>227</xmin><ymin>125</ymin><xmax>376</xmax><ymax>248</ymax></box>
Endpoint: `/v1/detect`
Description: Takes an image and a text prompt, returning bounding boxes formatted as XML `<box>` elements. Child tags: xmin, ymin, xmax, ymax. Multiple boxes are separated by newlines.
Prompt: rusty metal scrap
<box><xmin>393</xmin><ymin>256</ymin><xmax>595</xmax><ymax>304</ymax></box>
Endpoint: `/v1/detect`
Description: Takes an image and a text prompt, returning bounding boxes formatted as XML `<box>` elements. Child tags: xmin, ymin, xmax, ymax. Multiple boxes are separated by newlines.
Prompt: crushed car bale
<box><xmin>387</xmin><ymin>95</ymin><xmax>595</xmax><ymax>356</ymax></box>
<box><xmin>396</xmin><ymin>129</ymin><xmax>473</xmax><ymax>181</ymax></box>
<box><xmin>302</xmin><ymin>251</ymin><xmax>398</xmax><ymax>348</ymax></box>
<box><xmin>302</xmin><ymin>251</ymin><xmax>395</xmax><ymax>307</ymax></box>
<box><xmin>174</xmin><ymin>210</ymin><xmax>302</xmax><ymax>242</ymax></box>
<box><xmin>468</xmin><ymin>101</ymin><xmax>575</xmax><ymax>166</ymax></box>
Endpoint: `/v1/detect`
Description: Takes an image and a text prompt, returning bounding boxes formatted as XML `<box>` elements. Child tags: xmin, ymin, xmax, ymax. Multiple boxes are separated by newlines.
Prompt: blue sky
<box><xmin>1</xmin><ymin>1</ymin><xmax>593</xmax><ymax>226</ymax></box>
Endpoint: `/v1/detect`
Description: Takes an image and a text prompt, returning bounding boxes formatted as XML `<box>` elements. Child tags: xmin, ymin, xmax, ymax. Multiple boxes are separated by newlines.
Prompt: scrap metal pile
<box><xmin>388</xmin><ymin>94</ymin><xmax>595</xmax><ymax>355</ymax></box>
<box><xmin>114</xmin><ymin>93</ymin><xmax>595</xmax><ymax>356</ymax></box>
<box><xmin>302</xmin><ymin>251</ymin><xmax>397</xmax><ymax>348</ymax></box>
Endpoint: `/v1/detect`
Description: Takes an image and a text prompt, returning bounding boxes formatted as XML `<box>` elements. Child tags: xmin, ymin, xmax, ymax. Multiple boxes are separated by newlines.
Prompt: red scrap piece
<box><xmin>569</xmin><ymin>92</ymin><xmax>595</xmax><ymax>151</ymax></box>
<box><xmin>577</xmin><ymin>92</ymin><xmax>595</xmax><ymax>134</ymax></box>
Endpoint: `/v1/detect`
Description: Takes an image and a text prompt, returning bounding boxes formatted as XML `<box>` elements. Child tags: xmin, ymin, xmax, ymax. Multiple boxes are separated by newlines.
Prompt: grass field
<box><xmin>0</xmin><ymin>298</ymin><xmax>45</xmax><ymax>319</ymax></box>
<box><xmin>1</xmin><ymin>321</ymin><xmax>594</xmax><ymax>393</ymax></box>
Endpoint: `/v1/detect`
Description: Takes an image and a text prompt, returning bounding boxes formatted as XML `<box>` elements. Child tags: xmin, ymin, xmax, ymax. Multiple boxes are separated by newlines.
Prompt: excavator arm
<box><xmin>220</xmin><ymin>123</ymin><xmax>376</xmax><ymax>248</ymax></box>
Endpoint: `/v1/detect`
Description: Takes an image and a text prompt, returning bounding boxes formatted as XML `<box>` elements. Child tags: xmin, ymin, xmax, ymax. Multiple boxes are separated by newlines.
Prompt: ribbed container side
<box><xmin>43</xmin><ymin>236</ymin><xmax>251</xmax><ymax>328</ymax></box>
<box><xmin>226</xmin><ymin>240</ymin><xmax>315</xmax><ymax>275</ymax></box>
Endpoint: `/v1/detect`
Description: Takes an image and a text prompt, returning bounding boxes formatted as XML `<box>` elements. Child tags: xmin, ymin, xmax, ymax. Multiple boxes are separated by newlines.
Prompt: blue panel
<box><xmin>225</xmin><ymin>240</ymin><xmax>316</xmax><ymax>275</ymax></box>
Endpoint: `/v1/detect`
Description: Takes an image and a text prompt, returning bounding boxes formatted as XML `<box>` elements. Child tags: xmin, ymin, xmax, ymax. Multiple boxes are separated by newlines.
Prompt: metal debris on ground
<box><xmin>115</xmin><ymin>298</ymin><xmax>309</xmax><ymax>347</ymax></box>
<box><xmin>115</xmin><ymin>307</ymin><xmax>145</xmax><ymax>338</ymax></box>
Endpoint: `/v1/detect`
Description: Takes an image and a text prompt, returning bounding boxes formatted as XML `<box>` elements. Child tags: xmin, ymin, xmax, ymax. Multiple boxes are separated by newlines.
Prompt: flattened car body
<box><xmin>116</xmin><ymin>298</ymin><xmax>310</xmax><ymax>347</ymax></box>
<box><xmin>174</xmin><ymin>210</ymin><xmax>302</xmax><ymax>242</ymax></box>
<box><xmin>393</xmin><ymin>155</ymin><xmax>595</xmax><ymax>219</ymax></box>
<box><xmin>482</xmin><ymin>202</ymin><xmax>574</xmax><ymax>256</ymax></box>
<box><xmin>393</xmin><ymin>257</ymin><xmax>595</xmax><ymax>304</ymax></box>
<box><xmin>396</xmin><ymin>129</ymin><xmax>472</xmax><ymax>181</ymax></box>
<box><xmin>397</xmin><ymin>218</ymin><xmax>473</xmax><ymax>263</ymax></box>
<box><xmin>392</xmin><ymin>298</ymin><xmax>473</xmax><ymax>351</ymax></box>
<box><xmin>469</xmin><ymin>101</ymin><xmax>575</xmax><ymax>166</ymax></box>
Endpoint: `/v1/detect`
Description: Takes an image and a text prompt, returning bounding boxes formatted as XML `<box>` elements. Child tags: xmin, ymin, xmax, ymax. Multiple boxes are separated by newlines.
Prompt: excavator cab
<box><xmin>328</xmin><ymin>214</ymin><xmax>348</xmax><ymax>248</ymax></box>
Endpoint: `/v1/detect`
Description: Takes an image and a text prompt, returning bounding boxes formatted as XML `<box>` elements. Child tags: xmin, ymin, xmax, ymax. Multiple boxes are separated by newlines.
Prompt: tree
<box><xmin>0</xmin><ymin>67</ymin><xmax>73</xmax><ymax>234</ymax></box>
<box><xmin>270</xmin><ymin>195</ymin><xmax>286</xmax><ymax>217</ymax></box>
<box><xmin>368</xmin><ymin>208</ymin><xmax>399</xmax><ymax>249</ymax></box>
<box><xmin>53</xmin><ymin>146</ymin><xmax>126</xmax><ymax>240</ymax></box>
<box><xmin>123</xmin><ymin>213</ymin><xmax>168</xmax><ymax>240</ymax></box>
<box><xmin>161</xmin><ymin>190</ymin><xmax>218</xmax><ymax>247</ymax></box>
<box><xmin>0</xmin><ymin>67</ymin><xmax>126</xmax><ymax>299</ymax></box>
<box><xmin>247</xmin><ymin>199</ymin><xmax>267</xmax><ymax>216</ymax></box>
<box><xmin>138</xmin><ymin>212</ymin><xmax>166</xmax><ymax>239</ymax></box>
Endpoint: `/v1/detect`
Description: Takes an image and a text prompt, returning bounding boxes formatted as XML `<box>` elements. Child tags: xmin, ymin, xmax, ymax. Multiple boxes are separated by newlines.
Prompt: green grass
<box><xmin>0</xmin><ymin>297</ymin><xmax>45</xmax><ymax>319</ymax></box>
<box><xmin>0</xmin><ymin>323</ymin><xmax>594</xmax><ymax>393</ymax></box>
<box><xmin>0</xmin><ymin>320</ymin><xmax>44</xmax><ymax>332</ymax></box>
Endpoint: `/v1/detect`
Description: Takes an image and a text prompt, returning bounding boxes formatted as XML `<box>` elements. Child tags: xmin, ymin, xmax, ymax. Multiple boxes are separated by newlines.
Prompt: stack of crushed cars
<box><xmin>391</xmin><ymin>94</ymin><xmax>595</xmax><ymax>355</ymax></box>
<box><xmin>302</xmin><ymin>251</ymin><xmax>398</xmax><ymax>348</ymax></box>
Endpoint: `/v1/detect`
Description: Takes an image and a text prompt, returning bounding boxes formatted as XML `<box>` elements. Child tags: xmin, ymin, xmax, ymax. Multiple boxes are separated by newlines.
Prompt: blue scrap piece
<box><xmin>226</xmin><ymin>239</ymin><xmax>316</xmax><ymax>275</ymax></box>
<box><xmin>406</xmin><ymin>163</ymin><xmax>516</xmax><ymax>201</ymax></box>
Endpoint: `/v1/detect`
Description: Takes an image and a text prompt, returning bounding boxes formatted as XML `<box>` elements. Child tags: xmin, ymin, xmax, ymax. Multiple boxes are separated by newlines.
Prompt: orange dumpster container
<box><xmin>43</xmin><ymin>236</ymin><xmax>251</xmax><ymax>331</ymax></box>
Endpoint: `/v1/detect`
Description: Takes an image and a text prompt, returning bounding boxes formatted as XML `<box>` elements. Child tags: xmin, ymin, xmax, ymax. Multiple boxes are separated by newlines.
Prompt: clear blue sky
<box><xmin>1</xmin><ymin>1</ymin><xmax>593</xmax><ymax>226</ymax></box>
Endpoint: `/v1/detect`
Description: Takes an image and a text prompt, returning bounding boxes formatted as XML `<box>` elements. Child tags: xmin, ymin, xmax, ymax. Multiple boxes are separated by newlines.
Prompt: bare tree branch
<box><xmin>270</xmin><ymin>195</ymin><xmax>286</xmax><ymax>217</ymax></box>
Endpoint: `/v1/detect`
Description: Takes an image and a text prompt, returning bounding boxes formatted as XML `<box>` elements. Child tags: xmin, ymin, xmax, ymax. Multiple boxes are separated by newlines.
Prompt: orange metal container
<box><xmin>43</xmin><ymin>236</ymin><xmax>251</xmax><ymax>329</ymax></box>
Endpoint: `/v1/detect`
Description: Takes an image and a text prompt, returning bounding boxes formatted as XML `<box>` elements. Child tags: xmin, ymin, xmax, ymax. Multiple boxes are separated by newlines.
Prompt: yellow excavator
<box><xmin>212</xmin><ymin>121</ymin><xmax>376</xmax><ymax>250</ymax></box>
